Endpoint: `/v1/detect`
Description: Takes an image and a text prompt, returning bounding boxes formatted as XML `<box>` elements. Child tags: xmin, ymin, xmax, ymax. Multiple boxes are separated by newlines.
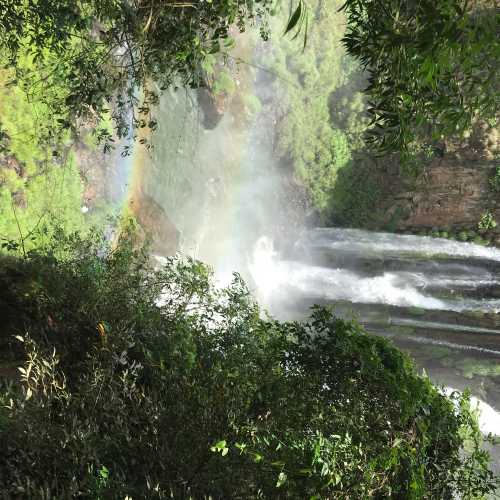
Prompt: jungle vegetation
<box><xmin>266</xmin><ymin>0</ymin><xmax>382</xmax><ymax>226</ymax></box>
<box><xmin>0</xmin><ymin>3</ymin><xmax>498</xmax><ymax>497</ymax></box>
<box><xmin>0</xmin><ymin>228</ymin><xmax>497</xmax><ymax>498</ymax></box>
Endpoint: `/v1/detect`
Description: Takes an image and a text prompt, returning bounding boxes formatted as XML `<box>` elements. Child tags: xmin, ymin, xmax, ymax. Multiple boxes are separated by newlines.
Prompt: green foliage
<box><xmin>0</xmin><ymin>62</ymin><xmax>88</xmax><ymax>251</ymax></box>
<box><xmin>293</xmin><ymin>129</ymin><xmax>353</xmax><ymax>220</ymax></box>
<box><xmin>0</xmin><ymin>61</ymin><xmax>71</xmax><ymax>159</ymax></box>
<box><xmin>0</xmin><ymin>153</ymin><xmax>84</xmax><ymax>252</ymax></box>
<box><xmin>478</xmin><ymin>211</ymin><xmax>497</xmax><ymax>231</ymax></box>
<box><xmin>0</xmin><ymin>230</ymin><xmax>497</xmax><ymax>498</ymax></box>
<box><xmin>328</xmin><ymin>156</ymin><xmax>383</xmax><ymax>227</ymax></box>
<box><xmin>341</xmin><ymin>0</ymin><xmax>499</xmax><ymax>157</ymax></box>
<box><xmin>458</xmin><ymin>230</ymin><xmax>469</xmax><ymax>242</ymax></box>
<box><xmin>269</xmin><ymin>0</ymin><xmax>371</xmax><ymax>222</ymax></box>
<box><xmin>213</xmin><ymin>70</ymin><xmax>236</xmax><ymax>96</ymax></box>
<box><xmin>0</xmin><ymin>0</ymin><xmax>273</xmax><ymax>148</ymax></box>
<box><xmin>489</xmin><ymin>165</ymin><xmax>500</xmax><ymax>192</ymax></box>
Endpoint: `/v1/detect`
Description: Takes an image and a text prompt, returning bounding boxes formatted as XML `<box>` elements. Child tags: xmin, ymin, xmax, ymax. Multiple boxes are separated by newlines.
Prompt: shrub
<box><xmin>489</xmin><ymin>165</ymin><xmax>500</xmax><ymax>192</ymax></box>
<box><xmin>0</xmin><ymin>230</ymin><xmax>497</xmax><ymax>498</ymax></box>
<box><xmin>213</xmin><ymin>70</ymin><xmax>236</xmax><ymax>96</ymax></box>
<box><xmin>478</xmin><ymin>212</ymin><xmax>497</xmax><ymax>231</ymax></box>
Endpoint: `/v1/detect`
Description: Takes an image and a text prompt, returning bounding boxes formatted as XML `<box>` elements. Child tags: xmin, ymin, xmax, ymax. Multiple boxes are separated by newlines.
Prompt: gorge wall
<box><xmin>378</xmin><ymin>123</ymin><xmax>500</xmax><ymax>245</ymax></box>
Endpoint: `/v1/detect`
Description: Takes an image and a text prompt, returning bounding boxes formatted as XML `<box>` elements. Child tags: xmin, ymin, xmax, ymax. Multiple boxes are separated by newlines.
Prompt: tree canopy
<box><xmin>1</xmin><ymin>0</ymin><xmax>497</xmax><ymax>158</ymax></box>
<box><xmin>0</xmin><ymin>0</ymin><xmax>273</xmax><ymax>148</ymax></box>
<box><xmin>341</xmin><ymin>0</ymin><xmax>499</xmax><ymax>157</ymax></box>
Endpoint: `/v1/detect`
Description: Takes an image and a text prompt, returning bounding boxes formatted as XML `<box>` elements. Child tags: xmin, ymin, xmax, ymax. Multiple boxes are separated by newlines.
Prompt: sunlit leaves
<box><xmin>0</xmin><ymin>0</ymin><xmax>275</xmax><ymax>151</ymax></box>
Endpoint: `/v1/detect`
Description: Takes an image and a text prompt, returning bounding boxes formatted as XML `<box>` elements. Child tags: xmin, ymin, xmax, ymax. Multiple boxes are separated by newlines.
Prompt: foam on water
<box><xmin>302</xmin><ymin>228</ymin><xmax>500</xmax><ymax>261</ymax></box>
<box><xmin>249</xmin><ymin>237</ymin><xmax>500</xmax><ymax>313</ymax></box>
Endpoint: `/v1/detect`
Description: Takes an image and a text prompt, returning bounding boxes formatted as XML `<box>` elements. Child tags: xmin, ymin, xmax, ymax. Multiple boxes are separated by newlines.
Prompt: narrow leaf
<box><xmin>284</xmin><ymin>2</ymin><xmax>302</xmax><ymax>35</ymax></box>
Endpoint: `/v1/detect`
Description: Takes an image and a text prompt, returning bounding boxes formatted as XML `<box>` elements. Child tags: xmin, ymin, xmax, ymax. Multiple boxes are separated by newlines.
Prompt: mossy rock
<box><xmin>439</xmin><ymin>231</ymin><xmax>449</xmax><ymax>238</ymax></box>
<box><xmin>463</xmin><ymin>310</ymin><xmax>486</xmax><ymax>319</ymax></box>
<box><xmin>456</xmin><ymin>359</ymin><xmax>500</xmax><ymax>379</ymax></box>
<box><xmin>473</xmin><ymin>236</ymin><xmax>489</xmax><ymax>246</ymax></box>
<box><xmin>390</xmin><ymin>326</ymin><xmax>416</xmax><ymax>335</ymax></box>
<box><xmin>406</xmin><ymin>306</ymin><xmax>427</xmax><ymax>317</ymax></box>
<box><xmin>457</xmin><ymin>231</ymin><xmax>469</xmax><ymax>241</ymax></box>
<box><xmin>466</xmin><ymin>230</ymin><xmax>477</xmax><ymax>240</ymax></box>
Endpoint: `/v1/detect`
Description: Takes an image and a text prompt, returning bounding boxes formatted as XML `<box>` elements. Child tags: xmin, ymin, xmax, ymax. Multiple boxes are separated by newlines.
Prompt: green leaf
<box><xmin>284</xmin><ymin>2</ymin><xmax>302</xmax><ymax>35</ymax></box>
<box><xmin>276</xmin><ymin>471</ymin><xmax>287</xmax><ymax>488</ymax></box>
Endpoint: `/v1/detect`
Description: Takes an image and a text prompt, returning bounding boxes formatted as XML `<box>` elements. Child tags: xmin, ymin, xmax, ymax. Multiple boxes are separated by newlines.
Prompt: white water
<box><xmin>443</xmin><ymin>388</ymin><xmax>500</xmax><ymax>436</ymax></box>
<box><xmin>301</xmin><ymin>228</ymin><xmax>500</xmax><ymax>261</ymax></box>
<box><xmin>248</xmin><ymin>233</ymin><xmax>500</xmax><ymax>449</ymax></box>
<box><xmin>249</xmin><ymin>235</ymin><xmax>500</xmax><ymax>313</ymax></box>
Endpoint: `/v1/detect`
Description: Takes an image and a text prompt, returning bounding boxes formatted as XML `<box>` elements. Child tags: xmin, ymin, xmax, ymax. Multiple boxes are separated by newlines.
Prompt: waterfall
<box><xmin>249</xmin><ymin>233</ymin><xmax>500</xmax><ymax>314</ymax></box>
<box><xmin>301</xmin><ymin>228</ymin><xmax>500</xmax><ymax>261</ymax></box>
<box><xmin>248</xmin><ymin>232</ymin><xmax>500</xmax><ymax>449</ymax></box>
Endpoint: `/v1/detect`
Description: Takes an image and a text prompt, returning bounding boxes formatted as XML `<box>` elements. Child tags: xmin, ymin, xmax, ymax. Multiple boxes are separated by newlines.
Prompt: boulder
<box><xmin>127</xmin><ymin>194</ymin><xmax>179</xmax><ymax>257</ymax></box>
<box><xmin>197</xmin><ymin>87</ymin><xmax>228</xmax><ymax>130</ymax></box>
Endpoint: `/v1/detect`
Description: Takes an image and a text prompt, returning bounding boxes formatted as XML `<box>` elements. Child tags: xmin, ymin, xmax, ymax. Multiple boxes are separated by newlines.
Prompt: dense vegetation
<box><xmin>341</xmin><ymin>0</ymin><xmax>499</xmax><ymax>158</ymax></box>
<box><xmin>0</xmin><ymin>229</ymin><xmax>497</xmax><ymax>498</ymax></box>
<box><xmin>0</xmin><ymin>65</ymin><xmax>86</xmax><ymax>249</ymax></box>
<box><xmin>0</xmin><ymin>0</ymin><xmax>273</xmax><ymax>149</ymax></box>
<box><xmin>264</xmin><ymin>0</ymin><xmax>383</xmax><ymax>225</ymax></box>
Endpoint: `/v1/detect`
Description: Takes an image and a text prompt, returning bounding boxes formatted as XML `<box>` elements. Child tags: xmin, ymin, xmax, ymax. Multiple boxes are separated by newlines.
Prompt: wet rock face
<box><xmin>400</xmin><ymin>161</ymin><xmax>499</xmax><ymax>228</ymax></box>
<box><xmin>197</xmin><ymin>87</ymin><xmax>228</xmax><ymax>130</ymax></box>
<box><xmin>128</xmin><ymin>194</ymin><xmax>179</xmax><ymax>256</ymax></box>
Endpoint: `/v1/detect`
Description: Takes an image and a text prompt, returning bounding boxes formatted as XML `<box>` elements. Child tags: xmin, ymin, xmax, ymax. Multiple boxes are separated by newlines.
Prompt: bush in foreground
<box><xmin>0</xmin><ymin>230</ymin><xmax>497</xmax><ymax>498</ymax></box>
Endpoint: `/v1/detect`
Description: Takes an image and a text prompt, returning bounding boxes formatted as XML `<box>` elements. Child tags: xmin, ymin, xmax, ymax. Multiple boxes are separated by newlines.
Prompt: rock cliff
<box><xmin>379</xmin><ymin>122</ymin><xmax>500</xmax><ymax>244</ymax></box>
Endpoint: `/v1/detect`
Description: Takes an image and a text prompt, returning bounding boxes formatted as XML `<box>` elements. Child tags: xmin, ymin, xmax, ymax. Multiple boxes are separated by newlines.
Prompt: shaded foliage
<box><xmin>329</xmin><ymin>154</ymin><xmax>383</xmax><ymax>227</ymax></box>
<box><xmin>0</xmin><ymin>229</ymin><xmax>497</xmax><ymax>498</ymax></box>
<box><xmin>341</xmin><ymin>0</ymin><xmax>499</xmax><ymax>158</ymax></box>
